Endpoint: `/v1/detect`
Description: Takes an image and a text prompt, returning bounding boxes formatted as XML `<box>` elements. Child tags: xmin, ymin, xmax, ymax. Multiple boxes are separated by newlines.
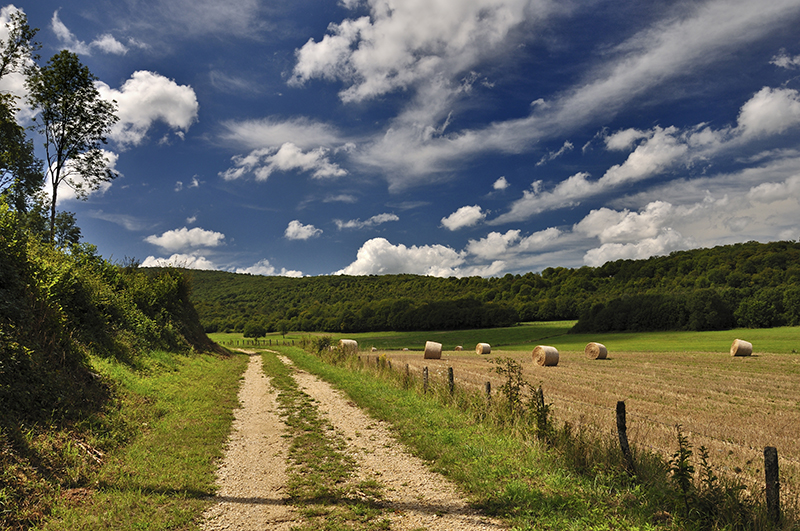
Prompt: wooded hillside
<box><xmin>186</xmin><ymin>240</ymin><xmax>800</xmax><ymax>334</ymax></box>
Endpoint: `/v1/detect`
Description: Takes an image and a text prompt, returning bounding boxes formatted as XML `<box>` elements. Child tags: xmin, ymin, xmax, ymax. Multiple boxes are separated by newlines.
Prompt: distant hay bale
<box><xmin>371</xmin><ymin>346</ymin><xmax>377</xmax><ymax>352</ymax></box>
<box><xmin>476</xmin><ymin>343</ymin><xmax>491</xmax><ymax>355</ymax></box>
<box><xmin>730</xmin><ymin>339</ymin><xmax>753</xmax><ymax>357</ymax></box>
<box><xmin>454</xmin><ymin>345</ymin><xmax>463</xmax><ymax>351</ymax></box>
<box><xmin>403</xmin><ymin>348</ymin><xmax>409</xmax><ymax>351</ymax></box>
<box><xmin>424</xmin><ymin>341</ymin><xmax>442</xmax><ymax>359</ymax></box>
<box><xmin>585</xmin><ymin>342</ymin><xmax>608</xmax><ymax>360</ymax></box>
<box><xmin>533</xmin><ymin>345</ymin><xmax>559</xmax><ymax>366</ymax></box>
<box><xmin>339</xmin><ymin>339</ymin><xmax>358</xmax><ymax>353</ymax></box>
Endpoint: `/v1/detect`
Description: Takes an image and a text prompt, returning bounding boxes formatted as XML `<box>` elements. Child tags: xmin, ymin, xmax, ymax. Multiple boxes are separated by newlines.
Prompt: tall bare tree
<box><xmin>25</xmin><ymin>50</ymin><xmax>118</xmax><ymax>241</ymax></box>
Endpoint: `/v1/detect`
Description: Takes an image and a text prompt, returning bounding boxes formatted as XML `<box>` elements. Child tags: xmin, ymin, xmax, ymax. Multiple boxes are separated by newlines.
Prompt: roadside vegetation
<box><xmin>268</xmin><ymin>340</ymin><xmax>799</xmax><ymax>530</ymax></box>
<box><xmin>1</xmin><ymin>199</ymin><xmax>238</xmax><ymax>530</ymax></box>
<box><xmin>0</xmin><ymin>17</ymin><xmax>236</xmax><ymax>526</ymax></box>
<box><xmin>34</xmin><ymin>351</ymin><xmax>246</xmax><ymax>531</ymax></box>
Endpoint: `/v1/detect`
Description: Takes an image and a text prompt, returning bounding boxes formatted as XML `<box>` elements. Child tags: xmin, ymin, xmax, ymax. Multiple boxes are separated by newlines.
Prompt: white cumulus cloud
<box><xmin>604</xmin><ymin>128</ymin><xmax>650</xmax><ymax>151</ymax></box>
<box><xmin>144</xmin><ymin>227</ymin><xmax>225</xmax><ymax>252</ymax></box>
<box><xmin>91</xmin><ymin>34</ymin><xmax>128</xmax><ymax>54</ymax></box>
<box><xmin>493</xmin><ymin>176</ymin><xmax>509</xmax><ymax>190</ymax></box>
<box><xmin>335</xmin><ymin>213</ymin><xmax>399</xmax><ymax>230</ymax></box>
<box><xmin>747</xmin><ymin>174</ymin><xmax>800</xmax><ymax>203</ymax></box>
<box><xmin>235</xmin><ymin>258</ymin><xmax>303</xmax><ymax>277</ymax></box>
<box><xmin>574</xmin><ymin>201</ymin><xmax>675</xmax><ymax>244</ymax></box>
<box><xmin>141</xmin><ymin>253</ymin><xmax>218</xmax><ymax>270</ymax></box>
<box><xmin>441</xmin><ymin>205</ymin><xmax>486</xmax><ymax>231</ymax></box>
<box><xmin>335</xmin><ymin>237</ymin><xmax>467</xmax><ymax>276</ymax></box>
<box><xmin>466</xmin><ymin>230</ymin><xmax>520</xmax><ymax>259</ymax></box>
<box><xmin>290</xmin><ymin>0</ymin><xmax>536</xmax><ymax>103</ymax></box>
<box><xmin>221</xmin><ymin>142</ymin><xmax>346</xmax><ymax>181</ymax></box>
<box><xmin>219</xmin><ymin>117</ymin><xmax>345</xmax><ymax>152</ymax></box>
<box><xmin>736</xmin><ymin>87</ymin><xmax>800</xmax><ymax>139</ymax></box>
<box><xmin>771</xmin><ymin>51</ymin><xmax>800</xmax><ymax>69</ymax></box>
<box><xmin>51</xmin><ymin>10</ymin><xmax>128</xmax><ymax>55</ymax></box>
<box><xmin>600</xmin><ymin>127</ymin><xmax>689</xmax><ymax>186</ymax></box>
<box><xmin>285</xmin><ymin>220</ymin><xmax>322</xmax><ymax>240</ymax></box>
<box><xmin>582</xmin><ymin>229</ymin><xmax>689</xmax><ymax>267</ymax></box>
<box><xmin>97</xmin><ymin>71</ymin><xmax>199</xmax><ymax>147</ymax></box>
<box><xmin>466</xmin><ymin>227</ymin><xmax>562</xmax><ymax>259</ymax></box>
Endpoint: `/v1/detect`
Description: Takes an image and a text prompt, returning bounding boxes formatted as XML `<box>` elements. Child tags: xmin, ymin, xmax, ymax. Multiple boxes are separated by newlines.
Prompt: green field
<box><xmin>210</xmin><ymin>321</ymin><xmax>800</xmax><ymax>354</ymax></box>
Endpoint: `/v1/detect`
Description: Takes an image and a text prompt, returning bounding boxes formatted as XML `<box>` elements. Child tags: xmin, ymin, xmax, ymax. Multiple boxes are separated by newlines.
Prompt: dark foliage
<box><xmin>185</xmin><ymin>240</ymin><xmax>800</xmax><ymax>334</ymax></box>
<box><xmin>1</xmin><ymin>200</ymin><xmax>223</xmax><ymax>529</ymax></box>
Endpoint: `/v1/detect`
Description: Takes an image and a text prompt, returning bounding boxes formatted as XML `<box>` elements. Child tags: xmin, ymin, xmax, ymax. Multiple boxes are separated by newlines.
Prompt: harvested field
<box><xmin>367</xmin><ymin>348</ymin><xmax>800</xmax><ymax>501</ymax></box>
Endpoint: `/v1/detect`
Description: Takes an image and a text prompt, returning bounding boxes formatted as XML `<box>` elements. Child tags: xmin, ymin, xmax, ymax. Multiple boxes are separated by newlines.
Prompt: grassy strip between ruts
<box><xmin>270</xmin><ymin>345</ymin><xmax>670</xmax><ymax>531</ymax></box>
<box><xmin>33</xmin><ymin>350</ymin><xmax>248</xmax><ymax>531</ymax></box>
<box><xmin>260</xmin><ymin>351</ymin><xmax>391</xmax><ymax>531</ymax></box>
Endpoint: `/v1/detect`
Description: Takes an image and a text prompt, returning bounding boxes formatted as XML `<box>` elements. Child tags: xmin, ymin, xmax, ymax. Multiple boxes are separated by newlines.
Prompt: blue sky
<box><xmin>5</xmin><ymin>0</ymin><xmax>800</xmax><ymax>277</ymax></box>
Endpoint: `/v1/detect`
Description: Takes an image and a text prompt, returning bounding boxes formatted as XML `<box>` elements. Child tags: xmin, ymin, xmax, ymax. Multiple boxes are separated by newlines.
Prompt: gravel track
<box><xmin>200</xmin><ymin>352</ymin><xmax>295</xmax><ymax>531</ymax></box>
<box><xmin>201</xmin><ymin>351</ymin><xmax>506</xmax><ymax>530</ymax></box>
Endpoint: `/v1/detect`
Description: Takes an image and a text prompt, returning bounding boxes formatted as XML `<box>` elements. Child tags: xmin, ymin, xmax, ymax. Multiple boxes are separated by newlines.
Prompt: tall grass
<box><xmin>32</xmin><ymin>350</ymin><xmax>247</xmax><ymax>530</ymax></box>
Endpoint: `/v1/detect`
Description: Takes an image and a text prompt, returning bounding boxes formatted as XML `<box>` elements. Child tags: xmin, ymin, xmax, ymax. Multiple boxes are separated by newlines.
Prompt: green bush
<box><xmin>243</xmin><ymin>321</ymin><xmax>266</xmax><ymax>338</ymax></box>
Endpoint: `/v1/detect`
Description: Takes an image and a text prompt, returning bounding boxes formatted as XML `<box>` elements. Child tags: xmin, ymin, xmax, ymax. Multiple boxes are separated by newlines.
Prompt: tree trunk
<box><xmin>49</xmin><ymin>176</ymin><xmax>57</xmax><ymax>244</ymax></box>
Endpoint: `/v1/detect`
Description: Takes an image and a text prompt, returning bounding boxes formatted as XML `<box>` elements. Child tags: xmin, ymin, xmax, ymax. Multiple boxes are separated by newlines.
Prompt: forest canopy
<box><xmin>185</xmin><ymin>239</ymin><xmax>800</xmax><ymax>335</ymax></box>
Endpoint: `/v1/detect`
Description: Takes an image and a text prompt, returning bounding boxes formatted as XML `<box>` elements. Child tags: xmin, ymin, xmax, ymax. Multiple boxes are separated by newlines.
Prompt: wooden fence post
<box><xmin>765</xmin><ymin>446</ymin><xmax>780</xmax><ymax>524</ymax></box>
<box><xmin>448</xmin><ymin>367</ymin><xmax>454</xmax><ymax>395</ymax></box>
<box><xmin>485</xmin><ymin>381</ymin><xmax>491</xmax><ymax>407</ymax></box>
<box><xmin>423</xmin><ymin>367</ymin><xmax>429</xmax><ymax>394</ymax></box>
<box><xmin>616</xmin><ymin>401</ymin><xmax>635</xmax><ymax>473</ymax></box>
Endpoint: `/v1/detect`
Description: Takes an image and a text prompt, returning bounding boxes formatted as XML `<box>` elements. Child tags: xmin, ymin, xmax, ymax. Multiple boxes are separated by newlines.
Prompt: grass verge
<box><xmin>32</xmin><ymin>350</ymin><xmax>248</xmax><ymax>531</ymax></box>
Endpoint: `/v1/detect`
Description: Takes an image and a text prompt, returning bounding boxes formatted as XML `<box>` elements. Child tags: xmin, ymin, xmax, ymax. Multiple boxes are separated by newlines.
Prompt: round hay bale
<box><xmin>533</xmin><ymin>345</ymin><xmax>559</xmax><ymax>366</ymax></box>
<box><xmin>454</xmin><ymin>345</ymin><xmax>463</xmax><ymax>351</ymax></box>
<box><xmin>371</xmin><ymin>346</ymin><xmax>377</xmax><ymax>352</ymax></box>
<box><xmin>730</xmin><ymin>339</ymin><xmax>753</xmax><ymax>357</ymax></box>
<box><xmin>339</xmin><ymin>339</ymin><xmax>358</xmax><ymax>353</ymax></box>
<box><xmin>476</xmin><ymin>343</ymin><xmax>491</xmax><ymax>355</ymax></box>
<box><xmin>585</xmin><ymin>342</ymin><xmax>608</xmax><ymax>360</ymax></box>
<box><xmin>424</xmin><ymin>341</ymin><xmax>442</xmax><ymax>359</ymax></box>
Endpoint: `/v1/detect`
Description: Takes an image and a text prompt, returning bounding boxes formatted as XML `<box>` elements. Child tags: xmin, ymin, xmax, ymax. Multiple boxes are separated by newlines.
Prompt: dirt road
<box><xmin>201</xmin><ymin>352</ymin><xmax>505</xmax><ymax>530</ymax></box>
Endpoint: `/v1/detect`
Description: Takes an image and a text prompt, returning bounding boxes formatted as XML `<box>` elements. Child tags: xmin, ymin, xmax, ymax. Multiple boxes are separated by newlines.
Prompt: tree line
<box><xmin>0</xmin><ymin>10</ymin><xmax>118</xmax><ymax>246</ymax></box>
<box><xmin>187</xmin><ymin>239</ymin><xmax>800</xmax><ymax>335</ymax></box>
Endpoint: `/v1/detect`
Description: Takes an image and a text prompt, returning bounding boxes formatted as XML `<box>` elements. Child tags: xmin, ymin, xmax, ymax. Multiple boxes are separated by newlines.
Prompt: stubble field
<box><xmin>373</xmin><ymin>345</ymin><xmax>800</xmax><ymax>501</ymax></box>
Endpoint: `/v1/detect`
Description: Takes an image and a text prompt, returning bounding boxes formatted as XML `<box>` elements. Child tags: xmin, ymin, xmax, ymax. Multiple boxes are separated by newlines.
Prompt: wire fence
<box><xmin>357</xmin><ymin>352</ymin><xmax>798</xmax><ymax>512</ymax></box>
